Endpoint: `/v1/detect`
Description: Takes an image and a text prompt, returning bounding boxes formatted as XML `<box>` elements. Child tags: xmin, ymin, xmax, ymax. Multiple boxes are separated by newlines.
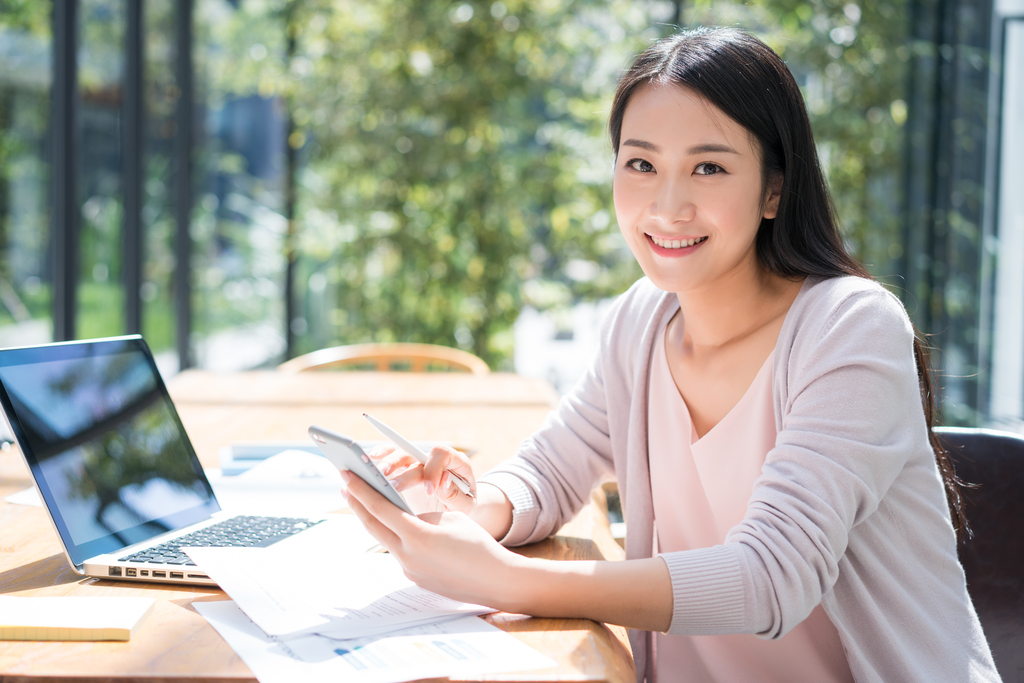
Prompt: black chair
<box><xmin>936</xmin><ymin>426</ymin><xmax>1024</xmax><ymax>683</ymax></box>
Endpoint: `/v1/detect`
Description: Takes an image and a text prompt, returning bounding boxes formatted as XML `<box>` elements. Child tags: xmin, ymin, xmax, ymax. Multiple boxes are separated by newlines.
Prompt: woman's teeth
<box><xmin>650</xmin><ymin>235</ymin><xmax>708</xmax><ymax>249</ymax></box>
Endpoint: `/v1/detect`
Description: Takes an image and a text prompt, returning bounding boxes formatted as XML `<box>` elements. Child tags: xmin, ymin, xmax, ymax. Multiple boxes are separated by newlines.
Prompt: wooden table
<box><xmin>0</xmin><ymin>371</ymin><xmax>635</xmax><ymax>683</ymax></box>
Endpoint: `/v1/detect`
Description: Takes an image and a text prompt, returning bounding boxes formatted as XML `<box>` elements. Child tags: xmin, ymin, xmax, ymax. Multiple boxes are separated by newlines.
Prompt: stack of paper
<box><xmin>186</xmin><ymin>517</ymin><xmax>556</xmax><ymax>683</ymax></box>
<box><xmin>0</xmin><ymin>596</ymin><xmax>154</xmax><ymax>641</ymax></box>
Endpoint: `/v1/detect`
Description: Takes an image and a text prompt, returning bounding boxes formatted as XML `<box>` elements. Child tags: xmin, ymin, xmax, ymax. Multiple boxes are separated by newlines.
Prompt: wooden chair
<box><xmin>278</xmin><ymin>342</ymin><xmax>490</xmax><ymax>374</ymax></box>
<box><xmin>935</xmin><ymin>426</ymin><xmax>1024</xmax><ymax>681</ymax></box>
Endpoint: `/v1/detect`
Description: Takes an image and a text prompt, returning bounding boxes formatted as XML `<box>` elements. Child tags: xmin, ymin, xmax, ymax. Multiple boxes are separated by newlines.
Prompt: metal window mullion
<box><xmin>51</xmin><ymin>0</ymin><xmax>78</xmax><ymax>341</ymax></box>
<box><xmin>284</xmin><ymin>24</ymin><xmax>297</xmax><ymax>359</ymax></box>
<box><xmin>174</xmin><ymin>0</ymin><xmax>193</xmax><ymax>369</ymax></box>
<box><xmin>123</xmin><ymin>0</ymin><xmax>144</xmax><ymax>335</ymax></box>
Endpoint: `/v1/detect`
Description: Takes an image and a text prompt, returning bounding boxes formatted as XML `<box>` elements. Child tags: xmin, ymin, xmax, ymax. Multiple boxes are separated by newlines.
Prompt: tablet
<box><xmin>308</xmin><ymin>425</ymin><xmax>414</xmax><ymax>514</ymax></box>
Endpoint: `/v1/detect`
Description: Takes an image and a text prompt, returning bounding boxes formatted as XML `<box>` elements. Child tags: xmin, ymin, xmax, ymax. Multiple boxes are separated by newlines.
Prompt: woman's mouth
<box><xmin>646</xmin><ymin>234</ymin><xmax>708</xmax><ymax>250</ymax></box>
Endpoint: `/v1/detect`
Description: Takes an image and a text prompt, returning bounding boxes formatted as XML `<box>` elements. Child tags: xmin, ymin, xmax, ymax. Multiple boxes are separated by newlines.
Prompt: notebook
<box><xmin>0</xmin><ymin>335</ymin><xmax>326</xmax><ymax>586</ymax></box>
<box><xmin>0</xmin><ymin>595</ymin><xmax>155</xmax><ymax>641</ymax></box>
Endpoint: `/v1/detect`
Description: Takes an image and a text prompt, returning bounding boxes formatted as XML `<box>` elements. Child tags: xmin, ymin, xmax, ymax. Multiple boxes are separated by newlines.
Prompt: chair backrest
<box><xmin>935</xmin><ymin>426</ymin><xmax>1024</xmax><ymax>681</ymax></box>
<box><xmin>277</xmin><ymin>342</ymin><xmax>490</xmax><ymax>375</ymax></box>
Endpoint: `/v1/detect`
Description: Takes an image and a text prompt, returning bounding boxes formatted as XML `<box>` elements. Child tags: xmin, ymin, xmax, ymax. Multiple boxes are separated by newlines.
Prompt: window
<box><xmin>988</xmin><ymin>15</ymin><xmax>1024</xmax><ymax>426</ymax></box>
<box><xmin>7</xmin><ymin>0</ymin><xmax>1018</xmax><ymax>429</ymax></box>
<box><xmin>0</xmin><ymin>3</ymin><xmax>52</xmax><ymax>348</ymax></box>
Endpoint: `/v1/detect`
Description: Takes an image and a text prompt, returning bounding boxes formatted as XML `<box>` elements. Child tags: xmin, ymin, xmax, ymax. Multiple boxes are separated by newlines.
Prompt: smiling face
<box><xmin>612</xmin><ymin>84</ymin><xmax>781</xmax><ymax>296</ymax></box>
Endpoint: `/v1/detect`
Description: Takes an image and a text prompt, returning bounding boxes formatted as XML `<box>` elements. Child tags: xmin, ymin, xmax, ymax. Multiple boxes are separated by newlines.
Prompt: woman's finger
<box><xmin>387</xmin><ymin>465</ymin><xmax>426</xmax><ymax>492</ymax></box>
<box><xmin>365</xmin><ymin>444</ymin><xmax>396</xmax><ymax>460</ymax></box>
<box><xmin>422</xmin><ymin>445</ymin><xmax>473</xmax><ymax>488</ymax></box>
<box><xmin>343</xmin><ymin>470</ymin><xmax>423</xmax><ymax>540</ymax></box>
<box><xmin>343</xmin><ymin>486</ymin><xmax>402</xmax><ymax>551</ymax></box>
<box><xmin>379</xmin><ymin>451</ymin><xmax>420</xmax><ymax>477</ymax></box>
<box><xmin>422</xmin><ymin>446</ymin><xmax>476</xmax><ymax>512</ymax></box>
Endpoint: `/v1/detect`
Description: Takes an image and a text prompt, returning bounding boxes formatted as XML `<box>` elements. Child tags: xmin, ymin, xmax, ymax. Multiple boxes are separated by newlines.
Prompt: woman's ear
<box><xmin>762</xmin><ymin>175</ymin><xmax>784</xmax><ymax>219</ymax></box>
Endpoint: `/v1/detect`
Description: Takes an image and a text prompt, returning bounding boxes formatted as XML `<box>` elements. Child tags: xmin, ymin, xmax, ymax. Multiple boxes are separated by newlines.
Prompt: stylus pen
<box><xmin>362</xmin><ymin>412</ymin><xmax>475</xmax><ymax>498</ymax></box>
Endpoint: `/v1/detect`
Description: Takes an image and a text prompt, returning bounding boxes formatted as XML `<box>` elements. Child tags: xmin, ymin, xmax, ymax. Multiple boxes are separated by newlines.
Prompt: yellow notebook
<box><xmin>0</xmin><ymin>596</ymin><xmax>155</xmax><ymax>641</ymax></box>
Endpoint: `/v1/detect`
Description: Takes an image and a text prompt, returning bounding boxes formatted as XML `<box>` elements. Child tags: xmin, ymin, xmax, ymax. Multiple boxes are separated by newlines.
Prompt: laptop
<box><xmin>0</xmin><ymin>335</ymin><xmax>325</xmax><ymax>586</ymax></box>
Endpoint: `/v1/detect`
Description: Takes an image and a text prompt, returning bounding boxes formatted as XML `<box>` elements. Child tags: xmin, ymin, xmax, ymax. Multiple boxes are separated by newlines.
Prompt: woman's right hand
<box><xmin>370</xmin><ymin>444</ymin><xmax>477</xmax><ymax>515</ymax></box>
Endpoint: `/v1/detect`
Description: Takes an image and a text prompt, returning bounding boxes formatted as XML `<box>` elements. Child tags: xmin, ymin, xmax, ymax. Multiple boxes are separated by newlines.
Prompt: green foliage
<box><xmin>281</xmin><ymin>0</ymin><xmax>648</xmax><ymax>366</ymax></box>
<box><xmin>197</xmin><ymin>0</ymin><xmax>649</xmax><ymax>367</ymax></box>
<box><xmin>0</xmin><ymin>0</ymin><xmax>50</xmax><ymax>34</ymax></box>
<box><xmin>0</xmin><ymin>0</ymin><xmax>52</xmax><ymax>329</ymax></box>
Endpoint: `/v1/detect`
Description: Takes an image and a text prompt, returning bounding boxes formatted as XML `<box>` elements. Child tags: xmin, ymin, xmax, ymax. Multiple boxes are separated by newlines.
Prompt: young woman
<box><xmin>341</xmin><ymin>27</ymin><xmax>1000</xmax><ymax>682</ymax></box>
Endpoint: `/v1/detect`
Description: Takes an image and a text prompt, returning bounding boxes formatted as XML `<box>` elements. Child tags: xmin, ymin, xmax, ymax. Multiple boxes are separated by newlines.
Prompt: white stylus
<box><xmin>362</xmin><ymin>412</ymin><xmax>475</xmax><ymax>498</ymax></box>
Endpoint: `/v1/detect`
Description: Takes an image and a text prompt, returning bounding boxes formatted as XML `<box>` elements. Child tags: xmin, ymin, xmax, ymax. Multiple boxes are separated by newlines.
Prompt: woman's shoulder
<box><xmin>793</xmin><ymin>275</ymin><xmax>912</xmax><ymax>331</ymax></box>
<box><xmin>800</xmin><ymin>274</ymin><xmax>902</xmax><ymax>305</ymax></box>
<box><xmin>782</xmin><ymin>275</ymin><xmax>915</xmax><ymax>363</ymax></box>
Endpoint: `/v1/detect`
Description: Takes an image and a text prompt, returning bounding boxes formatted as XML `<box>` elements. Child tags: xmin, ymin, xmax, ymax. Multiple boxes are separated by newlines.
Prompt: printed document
<box><xmin>194</xmin><ymin>600</ymin><xmax>557</xmax><ymax>683</ymax></box>
<box><xmin>184</xmin><ymin>516</ymin><xmax>492</xmax><ymax>638</ymax></box>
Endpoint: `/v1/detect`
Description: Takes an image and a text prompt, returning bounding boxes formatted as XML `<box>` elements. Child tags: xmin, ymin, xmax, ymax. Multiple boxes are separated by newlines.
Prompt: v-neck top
<box><xmin>648</xmin><ymin>316</ymin><xmax>853</xmax><ymax>683</ymax></box>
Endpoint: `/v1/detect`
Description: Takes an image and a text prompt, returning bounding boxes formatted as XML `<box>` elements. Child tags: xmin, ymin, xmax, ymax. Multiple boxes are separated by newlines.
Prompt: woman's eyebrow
<box><xmin>621</xmin><ymin>138</ymin><xmax>660</xmax><ymax>152</ymax></box>
<box><xmin>687</xmin><ymin>143</ymin><xmax>739</xmax><ymax>155</ymax></box>
<box><xmin>620</xmin><ymin>139</ymin><xmax>740</xmax><ymax>155</ymax></box>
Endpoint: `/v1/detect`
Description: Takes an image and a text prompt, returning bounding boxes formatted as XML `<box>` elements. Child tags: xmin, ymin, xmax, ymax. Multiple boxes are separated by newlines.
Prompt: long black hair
<box><xmin>609</xmin><ymin>27</ymin><xmax>968</xmax><ymax>541</ymax></box>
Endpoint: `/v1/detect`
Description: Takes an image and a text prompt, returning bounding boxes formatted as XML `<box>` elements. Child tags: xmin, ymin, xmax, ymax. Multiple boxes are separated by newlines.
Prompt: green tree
<box><xmin>282</xmin><ymin>0</ymin><xmax>650</xmax><ymax>367</ymax></box>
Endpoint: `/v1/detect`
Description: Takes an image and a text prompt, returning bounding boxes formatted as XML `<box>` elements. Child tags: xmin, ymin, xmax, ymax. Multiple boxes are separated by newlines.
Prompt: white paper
<box><xmin>194</xmin><ymin>600</ymin><xmax>557</xmax><ymax>683</ymax></box>
<box><xmin>4</xmin><ymin>486</ymin><xmax>41</xmax><ymax>506</ymax></box>
<box><xmin>184</xmin><ymin>518</ymin><xmax>491</xmax><ymax>638</ymax></box>
<box><xmin>310</xmin><ymin>584</ymin><xmax>493</xmax><ymax>640</ymax></box>
<box><xmin>209</xmin><ymin>450</ymin><xmax>349</xmax><ymax>515</ymax></box>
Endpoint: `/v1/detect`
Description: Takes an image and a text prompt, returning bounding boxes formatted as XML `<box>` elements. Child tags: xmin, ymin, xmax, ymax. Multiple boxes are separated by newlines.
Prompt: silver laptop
<box><xmin>0</xmin><ymin>335</ymin><xmax>325</xmax><ymax>586</ymax></box>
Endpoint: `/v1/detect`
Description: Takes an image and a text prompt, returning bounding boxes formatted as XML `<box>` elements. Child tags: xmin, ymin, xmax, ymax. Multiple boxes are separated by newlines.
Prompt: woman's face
<box><xmin>613</xmin><ymin>84</ymin><xmax>781</xmax><ymax>296</ymax></box>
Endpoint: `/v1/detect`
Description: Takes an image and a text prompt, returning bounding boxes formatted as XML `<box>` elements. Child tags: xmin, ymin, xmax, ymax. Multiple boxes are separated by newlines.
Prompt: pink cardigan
<box><xmin>480</xmin><ymin>276</ymin><xmax>1000</xmax><ymax>683</ymax></box>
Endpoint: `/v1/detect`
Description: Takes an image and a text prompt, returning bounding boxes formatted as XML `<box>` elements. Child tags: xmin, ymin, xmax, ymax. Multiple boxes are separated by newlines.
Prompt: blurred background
<box><xmin>0</xmin><ymin>0</ymin><xmax>1022</xmax><ymax>428</ymax></box>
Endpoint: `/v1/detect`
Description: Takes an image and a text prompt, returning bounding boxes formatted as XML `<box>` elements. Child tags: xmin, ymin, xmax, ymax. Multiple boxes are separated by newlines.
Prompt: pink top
<box><xmin>648</xmin><ymin>319</ymin><xmax>854</xmax><ymax>683</ymax></box>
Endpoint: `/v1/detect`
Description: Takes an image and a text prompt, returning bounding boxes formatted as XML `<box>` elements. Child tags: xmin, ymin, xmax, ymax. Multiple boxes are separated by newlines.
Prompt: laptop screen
<box><xmin>0</xmin><ymin>336</ymin><xmax>219</xmax><ymax>566</ymax></box>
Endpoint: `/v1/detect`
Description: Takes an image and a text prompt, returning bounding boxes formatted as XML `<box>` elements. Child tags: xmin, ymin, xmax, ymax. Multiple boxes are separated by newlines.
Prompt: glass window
<box><xmin>1</xmin><ymin>1</ymin><xmax>1012</xmax><ymax>430</ymax></box>
<box><xmin>77</xmin><ymin>0</ymin><xmax>125</xmax><ymax>339</ymax></box>
<box><xmin>0</xmin><ymin>1</ymin><xmax>53</xmax><ymax>347</ymax></box>
<box><xmin>190</xmin><ymin>0</ymin><xmax>287</xmax><ymax>371</ymax></box>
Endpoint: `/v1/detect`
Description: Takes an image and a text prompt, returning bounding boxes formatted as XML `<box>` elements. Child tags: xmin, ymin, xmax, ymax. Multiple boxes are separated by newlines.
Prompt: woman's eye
<box><xmin>695</xmin><ymin>162</ymin><xmax>724</xmax><ymax>175</ymax></box>
<box><xmin>627</xmin><ymin>158</ymin><xmax>654</xmax><ymax>173</ymax></box>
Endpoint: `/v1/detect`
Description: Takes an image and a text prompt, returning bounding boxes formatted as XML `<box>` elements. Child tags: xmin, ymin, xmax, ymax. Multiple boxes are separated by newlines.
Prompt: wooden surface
<box><xmin>168</xmin><ymin>370</ymin><xmax>561</xmax><ymax>474</ymax></box>
<box><xmin>0</xmin><ymin>371</ymin><xmax>634</xmax><ymax>683</ymax></box>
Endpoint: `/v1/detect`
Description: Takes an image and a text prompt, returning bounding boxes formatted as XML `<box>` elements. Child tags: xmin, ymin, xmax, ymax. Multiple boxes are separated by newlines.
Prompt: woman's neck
<box><xmin>674</xmin><ymin>265</ymin><xmax>804</xmax><ymax>356</ymax></box>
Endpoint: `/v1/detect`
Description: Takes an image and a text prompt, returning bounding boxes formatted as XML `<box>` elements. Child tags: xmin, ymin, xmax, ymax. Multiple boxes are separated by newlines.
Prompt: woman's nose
<box><xmin>649</xmin><ymin>178</ymin><xmax>696</xmax><ymax>223</ymax></box>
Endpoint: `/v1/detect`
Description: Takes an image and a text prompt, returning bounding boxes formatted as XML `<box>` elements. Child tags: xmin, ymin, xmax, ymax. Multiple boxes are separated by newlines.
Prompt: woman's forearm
<box><xmin>464</xmin><ymin>483</ymin><xmax>672</xmax><ymax>631</ymax></box>
<box><xmin>505</xmin><ymin>555</ymin><xmax>674</xmax><ymax>632</ymax></box>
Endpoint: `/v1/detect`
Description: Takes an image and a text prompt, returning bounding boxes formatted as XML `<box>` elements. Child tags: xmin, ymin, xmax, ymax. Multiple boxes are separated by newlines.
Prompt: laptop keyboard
<box><xmin>118</xmin><ymin>515</ymin><xmax>322</xmax><ymax>565</ymax></box>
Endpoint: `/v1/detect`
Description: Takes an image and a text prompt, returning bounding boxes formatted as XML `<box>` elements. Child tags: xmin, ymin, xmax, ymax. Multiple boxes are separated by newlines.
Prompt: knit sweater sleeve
<box><xmin>478</xmin><ymin>279</ymin><xmax>666</xmax><ymax>546</ymax></box>
<box><xmin>660</xmin><ymin>279</ymin><xmax>925</xmax><ymax>638</ymax></box>
<box><xmin>477</xmin><ymin>301</ymin><xmax>623</xmax><ymax>546</ymax></box>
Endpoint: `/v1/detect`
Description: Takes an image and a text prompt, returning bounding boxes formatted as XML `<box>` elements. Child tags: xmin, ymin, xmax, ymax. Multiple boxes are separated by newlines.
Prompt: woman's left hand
<box><xmin>341</xmin><ymin>469</ymin><xmax>528</xmax><ymax>610</ymax></box>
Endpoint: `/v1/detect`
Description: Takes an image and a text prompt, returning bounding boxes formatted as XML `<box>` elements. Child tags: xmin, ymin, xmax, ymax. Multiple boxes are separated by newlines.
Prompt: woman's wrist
<box><xmin>468</xmin><ymin>480</ymin><xmax>514</xmax><ymax>540</ymax></box>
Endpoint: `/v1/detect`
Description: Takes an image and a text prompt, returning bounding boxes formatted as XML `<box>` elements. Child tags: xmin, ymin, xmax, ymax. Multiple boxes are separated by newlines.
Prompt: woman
<box><xmin>341</xmin><ymin>27</ymin><xmax>1000</xmax><ymax>682</ymax></box>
